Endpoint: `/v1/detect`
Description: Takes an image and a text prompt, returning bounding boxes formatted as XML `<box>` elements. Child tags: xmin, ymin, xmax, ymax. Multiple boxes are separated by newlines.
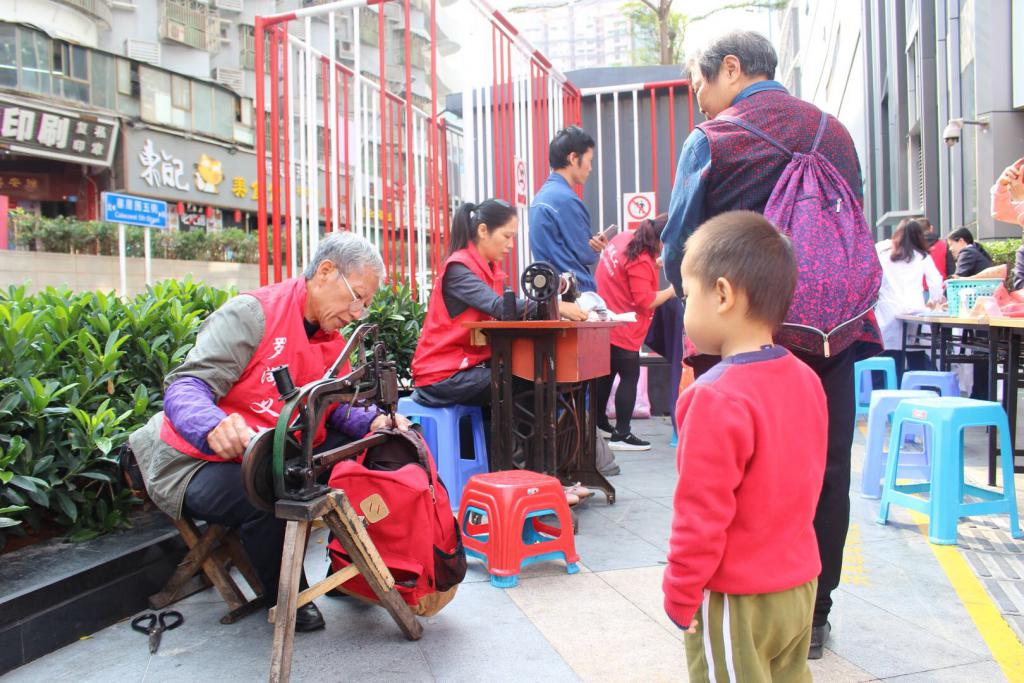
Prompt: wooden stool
<box><xmin>149</xmin><ymin>517</ymin><xmax>266</xmax><ymax>625</ymax></box>
<box><xmin>269</xmin><ymin>490</ymin><xmax>422</xmax><ymax>683</ymax></box>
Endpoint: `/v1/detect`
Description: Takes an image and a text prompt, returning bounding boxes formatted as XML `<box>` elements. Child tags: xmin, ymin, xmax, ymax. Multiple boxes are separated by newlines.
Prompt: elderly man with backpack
<box><xmin>661</xmin><ymin>30</ymin><xmax>882</xmax><ymax>659</ymax></box>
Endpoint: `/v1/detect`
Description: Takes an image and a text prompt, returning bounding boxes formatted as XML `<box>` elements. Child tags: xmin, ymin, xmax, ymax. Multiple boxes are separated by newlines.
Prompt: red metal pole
<box><xmin>255</xmin><ymin>17</ymin><xmax>268</xmax><ymax>286</ymax></box>
<box><xmin>270</xmin><ymin>25</ymin><xmax>282</xmax><ymax>283</ymax></box>
<box><xmin>342</xmin><ymin>69</ymin><xmax>351</xmax><ymax>231</ymax></box>
<box><xmin>649</xmin><ymin>88</ymin><xmax>657</xmax><ymax>211</ymax></box>
<box><xmin>282</xmin><ymin>32</ymin><xmax>292</xmax><ymax>278</ymax></box>
<box><xmin>404</xmin><ymin>0</ymin><xmax>416</xmax><ymax>294</ymax></box>
<box><xmin>440</xmin><ymin>120</ymin><xmax>449</xmax><ymax>255</ymax></box>
<box><xmin>321</xmin><ymin>58</ymin><xmax>333</xmax><ymax>234</ymax></box>
<box><xmin>668</xmin><ymin>85</ymin><xmax>676</xmax><ymax>173</ymax></box>
<box><xmin>430</xmin><ymin>0</ymin><xmax>439</xmax><ymax>281</ymax></box>
<box><xmin>378</xmin><ymin>3</ymin><xmax>390</xmax><ymax>281</ymax></box>
<box><xmin>492</xmin><ymin>26</ymin><xmax>500</xmax><ymax>201</ymax></box>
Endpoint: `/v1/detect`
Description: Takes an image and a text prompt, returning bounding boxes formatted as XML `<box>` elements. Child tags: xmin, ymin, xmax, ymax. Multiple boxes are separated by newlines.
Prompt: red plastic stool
<box><xmin>458</xmin><ymin>470</ymin><xmax>580</xmax><ymax>588</ymax></box>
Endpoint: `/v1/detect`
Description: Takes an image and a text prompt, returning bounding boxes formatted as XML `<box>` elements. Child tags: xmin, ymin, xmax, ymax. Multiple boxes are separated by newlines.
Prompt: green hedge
<box><xmin>9</xmin><ymin>212</ymin><xmax>263</xmax><ymax>263</ymax></box>
<box><xmin>982</xmin><ymin>238</ymin><xmax>1022</xmax><ymax>271</ymax></box>
<box><xmin>0</xmin><ymin>278</ymin><xmax>424</xmax><ymax>549</ymax></box>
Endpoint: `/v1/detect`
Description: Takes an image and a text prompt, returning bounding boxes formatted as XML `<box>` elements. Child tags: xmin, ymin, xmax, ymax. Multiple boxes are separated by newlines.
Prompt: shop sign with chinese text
<box><xmin>0</xmin><ymin>95</ymin><xmax>118</xmax><ymax>167</ymax></box>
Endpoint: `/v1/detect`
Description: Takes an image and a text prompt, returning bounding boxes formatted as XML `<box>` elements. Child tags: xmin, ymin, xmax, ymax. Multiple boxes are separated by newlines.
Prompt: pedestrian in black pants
<box><xmin>595</xmin><ymin>345</ymin><xmax>642</xmax><ymax>439</ymax></box>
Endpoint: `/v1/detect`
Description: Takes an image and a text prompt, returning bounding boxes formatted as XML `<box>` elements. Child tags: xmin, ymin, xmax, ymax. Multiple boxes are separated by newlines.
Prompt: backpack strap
<box><xmin>716</xmin><ymin>114</ymin><xmax>793</xmax><ymax>157</ymax></box>
<box><xmin>810</xmin><ymin>111</ymin><xmax>830</xmax><ymax>152</ymax></box>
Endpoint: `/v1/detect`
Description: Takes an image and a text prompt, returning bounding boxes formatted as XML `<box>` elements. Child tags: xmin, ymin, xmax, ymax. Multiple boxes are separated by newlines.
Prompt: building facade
<box><xmin>778</xmin><ymin>0</ymin><xmax>1024</xmax><ymax>239</ymax></box>
<box><xmin>509</xmin><ymin>0</ymin><xmax>635</xmax><ymax>72</ymax></box>
<box><xmin>0</xmin><ymin>0</ymin><xmax>443</xmax><ymax>229</ymax></box>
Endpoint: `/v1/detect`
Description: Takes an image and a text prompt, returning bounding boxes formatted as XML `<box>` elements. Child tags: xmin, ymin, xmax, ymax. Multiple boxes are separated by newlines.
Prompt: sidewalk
<box><xmin>5</xmin><ymin>418</ymin><xmax>1022</xmax><ymax>682</ymax></box>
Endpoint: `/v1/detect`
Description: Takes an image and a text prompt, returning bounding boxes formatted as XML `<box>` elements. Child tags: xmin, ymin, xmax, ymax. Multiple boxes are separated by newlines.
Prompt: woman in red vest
<box><xmin>594</xmin><ymin>216</ymin><xmax>676</xmax><ymax>450</ymax></box>
<box><xmin>411</xmin><ymin>199</ymin><xmax>587</xmax><ymax>407</ymax></box>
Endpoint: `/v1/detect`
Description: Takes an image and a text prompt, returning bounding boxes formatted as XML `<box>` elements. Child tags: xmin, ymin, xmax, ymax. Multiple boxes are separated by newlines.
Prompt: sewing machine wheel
<box><xmin>521</xmin><ymin>262</ymin><xmax>558</xmax><ymax>303</ymax></box>
<box><xmin>240</xmin><ymin>429</ymin><xmax>277</xmax><ymax>512</ymax></box>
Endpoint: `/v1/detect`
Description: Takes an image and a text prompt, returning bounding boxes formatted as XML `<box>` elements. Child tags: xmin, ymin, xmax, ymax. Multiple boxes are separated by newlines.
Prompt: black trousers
<box><xmin>791</xmin><ymin>345</ymin><xmax>856</xmax><ymax>627</ymax></box>
<box><xmin>182</xmin><ymin>428</ymin><xmax>352</xmax><ymax>597</ymax></box>
<box><xmin>595</xmin><ymin>345</ymin><xmax>641</xmax><ymax>434</ymax></box>
<box><xmin>691</xmin><ymin>345</ymin><xmax>857</xmax><ymax>627</ymax></box>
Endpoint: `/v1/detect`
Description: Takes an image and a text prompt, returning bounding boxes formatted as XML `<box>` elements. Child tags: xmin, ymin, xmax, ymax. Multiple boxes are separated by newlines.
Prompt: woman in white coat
<box><xmin>875</xmin><ymin>218</ymin><xmax>943</xmax><ymax>376</ymax></box>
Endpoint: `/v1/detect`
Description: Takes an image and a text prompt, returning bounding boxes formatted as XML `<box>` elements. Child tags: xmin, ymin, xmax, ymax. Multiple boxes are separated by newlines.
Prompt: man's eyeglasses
<box><xmin>339</xmin><ymin>272</ymin><xmax>369</xmax><ymax>319</ymax></box>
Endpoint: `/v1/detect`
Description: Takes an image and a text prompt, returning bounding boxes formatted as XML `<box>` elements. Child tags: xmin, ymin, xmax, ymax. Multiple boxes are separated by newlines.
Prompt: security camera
<box><xmin>943</xmin><ymin>117</ymin><xmax>990</xmax><ymax>147</ymax></box>
<box><xmin>943</xmin><ymin>119</ymin><xmax>963</xmax><ymax>147</ymax></box>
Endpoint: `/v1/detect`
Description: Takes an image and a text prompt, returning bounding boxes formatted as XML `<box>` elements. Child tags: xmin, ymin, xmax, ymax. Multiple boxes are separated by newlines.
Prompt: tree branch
<box><xmin>688</xmin><ymin>0</ymin><xmax>785</xmax><ymax>25</ymax></box>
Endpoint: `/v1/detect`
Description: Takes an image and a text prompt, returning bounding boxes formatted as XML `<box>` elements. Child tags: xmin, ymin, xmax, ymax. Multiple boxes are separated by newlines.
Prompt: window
<box><xmin>19</xmin><ymin>27</ymin><xmax>51</xmax><ymax>94</ymax></box>
<box><xmin>213</xmin><ymin>87</ymin><xmax>234</xmax><ymax>140</ymax></box>
<box><xmin>90</xmin><ymin>53</ymin><xmax>116</xmax><ymax>109</ymax></box>
<box><xmin>192</xmin><ymin>82</ymin><xmax>214</xmax><ymax>135</ymax></box>
<box><xmin>117</xmin><ymin>58</ymin><xmax>139</xmax><ymax>96</ymax></box>
<box><xmin>0</xmin><ymin>25</ymin><xmax>16</xmax><ymax>88</ymax></box>
<box><xmin>53</xmin><ymin>42</ymin><xmax>89</xmax><ymax>103</ymax></box>
<box><xmin>171</xmin><ymin>74</ymin><xmax>191</xmax><ymax>128</ymax></box>
<box><xmin>140</xmin><ymin>66</ymin><xmax>173</xmax><ymax>126</ymax></box>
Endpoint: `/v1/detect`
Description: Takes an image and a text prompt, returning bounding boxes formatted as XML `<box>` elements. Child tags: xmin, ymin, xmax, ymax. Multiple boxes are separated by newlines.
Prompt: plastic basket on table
<box><xmin>945</xmin><ymin>278</ymin><xmax>1002</xmax><ymax>317</ymax></box>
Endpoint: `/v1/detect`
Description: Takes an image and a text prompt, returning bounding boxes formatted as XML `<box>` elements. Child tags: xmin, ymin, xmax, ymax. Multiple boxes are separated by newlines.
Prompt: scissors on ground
<box><xmin>131</xmin><ymin>610</ymin><xmax>184</xmax><ymax>654</ymax></box>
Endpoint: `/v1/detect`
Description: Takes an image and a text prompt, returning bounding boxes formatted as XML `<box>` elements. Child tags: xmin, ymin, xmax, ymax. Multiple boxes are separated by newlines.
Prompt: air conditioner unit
<box><xmin>125</xmin><ymin>39</ymin><xmax>160</xmax><ymax>65</ymax></box>
<box><xmin>110</xmin><ymin>0</ymin><xmax>136</xmax><ymax>10</ymax></box>
<box><xmin>165</xmin><ymin>23</ymin><xmax>188</xmax><ymax>44</ymax></box>
<box><xmin>213</xmin><ymin>67</ymin><xmax>244</xmax><ymax>93</ymax></box>
<box><xmin>214</xmin><ymin>0</ymin><xmax>243</xmax><ymax>12</ymax></box>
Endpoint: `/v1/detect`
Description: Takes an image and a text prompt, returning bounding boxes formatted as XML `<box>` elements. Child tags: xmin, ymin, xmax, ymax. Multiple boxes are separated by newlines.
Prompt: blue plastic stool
<box><xmin>878</xmin><ymin>397</ymin><xmax>1023</xmax><ymax>544</ymax></box>
<box><xmin>397</xmin><ymin>397</ymin><xmax>488</xmax><ymax>508</ymax></box>
<box><xmin>860</xmin><ymin>389</ymin><xmax>936</xmax><ymax>498</ymax></box>
<box><xmin>900</xmin><ymin>370</ymin><xmax>960</xmax><ymax>397</ymax></box>
<box><xmin>854</xmin><ymin>357</ymin><xmax>897</xmax><ymax>420</ymax></box>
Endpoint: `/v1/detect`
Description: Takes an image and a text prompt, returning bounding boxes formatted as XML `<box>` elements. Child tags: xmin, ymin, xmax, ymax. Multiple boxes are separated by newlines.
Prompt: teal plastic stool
<box><xmin>877</xmin><ymin>397</ymin><xmax>1023</xmax><ymax>544</ymax></box>
<box><xmin>854</xmin><ymin>357</ymin><xmax>897</xmax><ymax>421</ymax></box>
<box><xmin>900</xmin><ymin>370</ymin><xmax>959</xmax><ymax>397</ymax></box>
<box><xmin>397</xmin><ymin>397</ymin><xmax>488</xmax><ymax>508</ymax></box>
<box><xmin>860</xmin><ymin>389</ymin><xmax>936</xmax><ymax>498</ymax></box>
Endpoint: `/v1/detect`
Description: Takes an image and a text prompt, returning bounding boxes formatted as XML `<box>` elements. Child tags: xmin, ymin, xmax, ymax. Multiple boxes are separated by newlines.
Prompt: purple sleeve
<box><xmin>328</xmin><ymin>404</ymin><xmax>381</xmax><ymax>438</ymax></box>
<box><xmin>164</xmin><ymin>377</ymin><xmax>228</xmax><ymax>454</ymax></box>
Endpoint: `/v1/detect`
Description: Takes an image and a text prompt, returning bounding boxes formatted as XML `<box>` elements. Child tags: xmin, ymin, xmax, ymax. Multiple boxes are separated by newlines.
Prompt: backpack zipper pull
<box><xmin>429</xmin><ymin>483</ymin><xmax>436</xmax><ymax>503</ymax></box>
<box><xmin>835</xmin><ymin>198</ymin><xmax>842</xmax><ymax>213</ymax></box>
<box><xmin>823</xmin><ymin>337</ymin><xmax>830</xmax><ymax>357</ymax></box>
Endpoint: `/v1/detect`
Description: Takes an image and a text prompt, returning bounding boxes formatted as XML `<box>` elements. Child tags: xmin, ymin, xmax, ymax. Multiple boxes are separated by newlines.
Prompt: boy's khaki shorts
<box><xmin>684</xmin><ymin>579</ymin><xmax>817</xmax><ymax>683</ymax></box>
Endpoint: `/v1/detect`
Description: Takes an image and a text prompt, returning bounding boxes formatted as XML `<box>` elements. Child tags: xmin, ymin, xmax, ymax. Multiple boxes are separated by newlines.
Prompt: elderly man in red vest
<box><xmin>660</xmin><ymin>31</ymin><xmax>879</xmax><ymax>658</ymax></box>
<box><xmin>129</xmin><ymin>231</ymin><xmax>409</xmax><ymax>632</ymax></box>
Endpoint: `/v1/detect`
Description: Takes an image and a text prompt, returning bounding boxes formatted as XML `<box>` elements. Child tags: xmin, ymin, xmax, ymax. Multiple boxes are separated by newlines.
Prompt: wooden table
<box><xmin>464</xmin><ymin>320</ymin><xmax>618</xmax><ymax>503</ymax></box>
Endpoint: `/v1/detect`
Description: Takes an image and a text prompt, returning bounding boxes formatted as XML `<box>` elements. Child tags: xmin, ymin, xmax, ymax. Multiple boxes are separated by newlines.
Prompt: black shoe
<box><xmin>295</xmin><ymin>602</ymin><xmax>326</xmax><ymax>632</ymax></box>
<box><xmin>609</xmin><ymin>432</ymin><xmax>651</xmax><ymax>451</ymax></box>
<box><xmin>596</xmin><ymin>422</ymin><xmax>615</xmax><ymax>438</ymax></box>
<box><xmin>808</xmin><ymin>622</ymin><xmax>830</xmax><ymax>659</ymax></box>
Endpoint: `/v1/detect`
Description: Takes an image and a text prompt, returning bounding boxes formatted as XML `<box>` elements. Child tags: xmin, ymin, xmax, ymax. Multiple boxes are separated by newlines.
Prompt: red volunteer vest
<box><xmin>411</xmin><ymin>244</ymin><xmax>505</xmax><ymax>387</ymax></box>
<box><xmin>161</xmin><ymin>277</ymin><xmax>349</xmax><ymax>461</ymax></box>
<box><xmin>596</xmin><ymin>231</ymin><xmax>658</xmax><ymax>351</ymax></box>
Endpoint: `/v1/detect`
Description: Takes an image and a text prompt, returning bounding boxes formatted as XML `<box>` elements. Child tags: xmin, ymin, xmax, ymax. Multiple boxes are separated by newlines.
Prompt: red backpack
<box><xmin>327</xmin><ymin>428</ymin><xmax>466</xmax><ymax>616</ymax></box>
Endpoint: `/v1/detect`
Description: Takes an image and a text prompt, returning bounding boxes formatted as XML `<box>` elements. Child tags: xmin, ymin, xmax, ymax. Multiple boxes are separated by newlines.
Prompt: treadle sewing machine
<box><xmin>466</xmin><ymin>261</ymin><xmax>618</xmax><ymax>504</ymax></box>
<box><xmin>239</xmin><ymin>323</ymin><xmax>422</xmax><ymax>683</ymax></box>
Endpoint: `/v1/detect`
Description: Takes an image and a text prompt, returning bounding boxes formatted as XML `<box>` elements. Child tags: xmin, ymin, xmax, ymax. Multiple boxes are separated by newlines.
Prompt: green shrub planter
<box><xmin>0</xmin><ymin>278</ymin><xmax>425</xmax><ymax>550</ymax></box>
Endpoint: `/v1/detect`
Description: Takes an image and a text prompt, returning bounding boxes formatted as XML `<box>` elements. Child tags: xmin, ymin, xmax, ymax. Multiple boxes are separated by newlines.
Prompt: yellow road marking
<box><xmin>858</xmin><ymin>421</ymin><xmax>1024</xmax><ymax>679</ymax></box>
<box><xmin>908</xmin><ymin>511</ymin><xmax>1024</xmax><ymax>681</ymax></box>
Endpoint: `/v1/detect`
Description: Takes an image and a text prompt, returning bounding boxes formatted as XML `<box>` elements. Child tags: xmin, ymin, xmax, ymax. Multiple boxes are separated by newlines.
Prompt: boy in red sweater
<box><xmin>663</xmin><ymin>211</ymin><xmax>828</xmax><ymax>680</ymax></box>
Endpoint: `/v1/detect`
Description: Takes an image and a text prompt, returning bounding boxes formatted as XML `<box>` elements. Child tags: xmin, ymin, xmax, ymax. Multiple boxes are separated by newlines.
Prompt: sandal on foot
<box><xmin>565</xmin><ymin>482</ymin><xmax>594</xmax><ymax>499</ymax></box>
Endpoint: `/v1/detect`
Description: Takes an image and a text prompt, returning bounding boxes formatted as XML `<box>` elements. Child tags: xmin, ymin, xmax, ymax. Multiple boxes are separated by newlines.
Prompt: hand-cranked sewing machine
<box><xmin>520</xmin><ymin>261</ymin><xmax>579</xmax><ymax>321</ymax></box>
<box><xmin>239</xmin><ymin>323</ymin><xmax>423</xmax><ymax>683</ymax></box>
<box><xmin>240</xmin><ymin>323</ymin><xmax>399</xmax><ymax>511</ymax></box>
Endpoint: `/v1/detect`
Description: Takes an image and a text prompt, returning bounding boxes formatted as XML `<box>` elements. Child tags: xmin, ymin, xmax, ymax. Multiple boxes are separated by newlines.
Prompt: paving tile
<box><xmin>506</xmin><ymin>571</ymin><xmax>685</xmax><ymax>681</ymax></box>
<box><xmin>880</xmin><ymin>659</ymin><xmax>1007</xmax><ymax>682</ymax></box>
<box><xmin>588</xmin><ymin>496</ymin><xmax>673</xmax><ymax>553</ymax></box>
<box><xmin>595</xmin><ymin>565</ymin><xmax>681</xmax><ymax>640</ymax></box>
<box><xmin>807</xmin><ymin>650</ymin><xmax>880</xmax><ymax>682</ymax></box>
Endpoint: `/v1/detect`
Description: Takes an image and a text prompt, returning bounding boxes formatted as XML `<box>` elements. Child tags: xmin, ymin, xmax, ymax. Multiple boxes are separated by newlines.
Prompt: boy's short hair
<box><xmin>549</xmin><ymin>126</ymin><xmax>595</xmax><ymax>169</ymax></box>
<box><xmin>684</xmin><ymin>211</ymin><xmax>798</xmax><ymax>327</ymax></box>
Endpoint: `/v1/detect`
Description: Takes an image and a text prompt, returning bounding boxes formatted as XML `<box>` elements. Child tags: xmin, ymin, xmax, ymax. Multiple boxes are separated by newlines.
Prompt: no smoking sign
<box><xmin>623</xmin><ymin>191</ymin><xmax>656</xmax><ymax>230</ymax></box>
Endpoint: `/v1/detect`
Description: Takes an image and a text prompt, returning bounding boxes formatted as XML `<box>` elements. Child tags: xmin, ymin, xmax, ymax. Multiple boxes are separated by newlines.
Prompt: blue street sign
<box><xmin>101</xmin><ymin>192</ymin><xmax>169</xmax><ymax>229</ymax></box>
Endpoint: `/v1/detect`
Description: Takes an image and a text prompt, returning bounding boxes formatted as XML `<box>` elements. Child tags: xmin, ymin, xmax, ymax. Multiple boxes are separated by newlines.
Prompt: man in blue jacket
<box><xmin>529</xmin><ymin>126</ymin><xmax>607</xmax><ymax>292</ymax></box>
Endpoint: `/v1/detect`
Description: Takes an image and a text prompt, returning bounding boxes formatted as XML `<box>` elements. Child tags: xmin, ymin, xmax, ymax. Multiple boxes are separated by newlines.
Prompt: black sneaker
<box><xmin>596</xmin><ymin>423</ymin><xmax>615</xmax><ymax>438</ymax></box>
<box><xmin>808</xmin><ymin>621</ymin><xmax>830</xmax><ymax>659</ymax></box>
<box><xmin>609</xmin><ymin>432</ymin><xmax>650</xmax><ymax>451</ymax></box>
<box><xmin>295</xmin><ymin>602</ymin><xmax>326</xmax><ymax>632</ymax></box>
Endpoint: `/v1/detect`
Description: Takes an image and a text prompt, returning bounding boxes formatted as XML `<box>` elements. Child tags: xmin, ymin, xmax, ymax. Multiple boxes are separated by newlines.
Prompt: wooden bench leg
<box><xmin>322</xmin><ymin>493</ymin><xmax>422</xmax><ymax>642</ymax></box>
<box><xmin>269</xmin><ymin>520</ymin><xmax>308</xmax><ymax>683</ymax></box>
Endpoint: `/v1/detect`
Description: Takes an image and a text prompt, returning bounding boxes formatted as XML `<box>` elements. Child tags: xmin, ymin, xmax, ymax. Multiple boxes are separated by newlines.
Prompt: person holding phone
<box><xmin>529</xmin><ymin>126</ymin><xmax>610</xmax><ymax>292</ymax></box>
<box><xmin>595</xmin><ymin>216</ymin><xmax>676</xmax><ymax>450</ymax></box>
<box><xmin>992</xmin><ymin>157</ymin><xmax>1024</xmax><ymax>290</ymax></box>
